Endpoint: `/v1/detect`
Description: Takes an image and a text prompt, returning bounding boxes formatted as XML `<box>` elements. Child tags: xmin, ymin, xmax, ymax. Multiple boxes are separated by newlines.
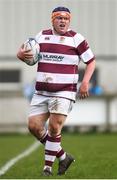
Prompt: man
<box><xmin>17</xmin><ymin>6</ymin><xmax>95</xmax><ymax>176</ymax></box>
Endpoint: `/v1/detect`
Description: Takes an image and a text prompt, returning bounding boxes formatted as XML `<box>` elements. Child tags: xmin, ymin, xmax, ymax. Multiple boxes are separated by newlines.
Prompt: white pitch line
<box><xmin>0</xmin><ymin>141</ymin><xmax>40</xmax><ymax>176</ymax></box>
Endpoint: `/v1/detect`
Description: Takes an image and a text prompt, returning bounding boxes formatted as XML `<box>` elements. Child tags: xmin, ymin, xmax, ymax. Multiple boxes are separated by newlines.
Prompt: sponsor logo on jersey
<box><xmin>45</xmin><ymin>37</ymin><xmax>50</xmax><ymax>40</ymax></box>
<box><xmin>42</xmin><ymin>54</ymin><xmax>64</xmax><ymax>62</ymax></box>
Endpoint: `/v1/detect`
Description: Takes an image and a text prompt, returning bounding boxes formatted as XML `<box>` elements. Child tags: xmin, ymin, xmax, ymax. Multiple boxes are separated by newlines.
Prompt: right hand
<box><xmin>17</xmin><ymin>44</ymin><xmax>33</xmax><ymax>61</ymax></box>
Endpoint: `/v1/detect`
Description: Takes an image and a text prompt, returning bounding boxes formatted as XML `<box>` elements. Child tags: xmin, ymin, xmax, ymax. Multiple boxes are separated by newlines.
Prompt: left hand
<box><xmin>78</xmin><ymin>82</ymin><xmax>89</xmax><ymax>99</ymax></box>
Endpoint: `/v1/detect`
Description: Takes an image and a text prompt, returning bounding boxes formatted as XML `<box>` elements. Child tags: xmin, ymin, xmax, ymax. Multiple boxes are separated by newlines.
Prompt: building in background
<box><xmin>0</xmin><ymin>0</ymin><xmax>117</xmax><ymax>132</ymax></box>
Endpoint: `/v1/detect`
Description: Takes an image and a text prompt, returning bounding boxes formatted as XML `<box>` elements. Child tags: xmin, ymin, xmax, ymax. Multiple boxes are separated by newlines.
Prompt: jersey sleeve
<box><xmin>35</xmin><ymin>31</ymin><xmax>42</xmax><ymax>44</ymax></box>
<box><xmin>74</xmin><ymin>33</ymin><xmax>95</xmax><ymax>64</ymax></box>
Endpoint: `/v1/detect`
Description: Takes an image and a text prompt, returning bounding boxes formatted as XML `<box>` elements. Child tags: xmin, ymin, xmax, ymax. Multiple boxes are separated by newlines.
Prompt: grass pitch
<box><xmin>0</xmin><ymin>133</ymin><xmax>117</xmax><ymax>179</ymax></box>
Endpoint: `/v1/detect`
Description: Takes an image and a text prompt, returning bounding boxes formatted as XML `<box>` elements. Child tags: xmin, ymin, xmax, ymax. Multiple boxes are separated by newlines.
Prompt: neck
<box><xmin>53</xmin><ymin>28</ymin><xmax>59</xmax><ymax>35</ymax></box>
<box><xmin>52</xmin><ymin>28</ymin><xmax>68</xmax><ymax>36</ymax></box>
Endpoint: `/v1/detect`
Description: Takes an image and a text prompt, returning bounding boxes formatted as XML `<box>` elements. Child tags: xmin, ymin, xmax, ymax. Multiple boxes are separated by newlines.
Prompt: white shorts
<box><xmin>28</xmin><ymin>94</ymin><xmax>74</xmax><ymax>117</ymax></box>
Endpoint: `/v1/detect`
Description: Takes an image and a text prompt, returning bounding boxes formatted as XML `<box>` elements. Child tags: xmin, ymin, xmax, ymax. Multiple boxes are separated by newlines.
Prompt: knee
<box><xmin>28</xmin><ymin>116</ymin><xmax>43</xmax><ymax>133</ymax></box>
<box><xmin>49</xmin><ymin>119</ymin><xmax>63</xmax><ymax>136</ymax></box>
<box><xmin>28</xmin><ymin>116</ymin><xmax>46</xmax><ymax>140</ymax></box>
<box><xmin>28</xmin><ymin>117</ymin><xmax>35</xmax><ymax>132</ymax></box>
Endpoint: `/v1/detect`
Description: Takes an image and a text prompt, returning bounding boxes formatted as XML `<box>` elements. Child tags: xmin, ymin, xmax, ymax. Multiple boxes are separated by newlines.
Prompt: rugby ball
<box><xmin>23</xmin><ymin>38</ymin><xmax>40</xmax><ymax>66</ymax></box>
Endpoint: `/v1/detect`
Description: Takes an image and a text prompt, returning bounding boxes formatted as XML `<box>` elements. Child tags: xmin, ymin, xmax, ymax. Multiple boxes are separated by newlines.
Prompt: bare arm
<box><xmin>78</xmin><ymin>60</ymin><xmax>96</xmax><ymax>99</ymax></box>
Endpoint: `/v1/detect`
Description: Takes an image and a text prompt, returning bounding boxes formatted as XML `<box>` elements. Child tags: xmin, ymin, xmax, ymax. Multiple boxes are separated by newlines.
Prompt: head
<box><xmin>51</xmin><ymin>6</ymin><xmax>71</xmax><ymax>35</ymax></box>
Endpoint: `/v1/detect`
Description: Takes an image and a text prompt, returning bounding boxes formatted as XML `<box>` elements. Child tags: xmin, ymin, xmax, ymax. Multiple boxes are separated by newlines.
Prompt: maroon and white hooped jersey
<box><xmin>35</xmin><ymin>29</ymin><xmax>95</xmax><ymax>101</ymax></box>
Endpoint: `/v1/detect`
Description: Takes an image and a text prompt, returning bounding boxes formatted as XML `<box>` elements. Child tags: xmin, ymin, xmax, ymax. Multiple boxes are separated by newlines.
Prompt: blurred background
<box><xmin>0</xmin><ymin>0</ymin><xmax>117</xmax><ymax>133</ymax></box>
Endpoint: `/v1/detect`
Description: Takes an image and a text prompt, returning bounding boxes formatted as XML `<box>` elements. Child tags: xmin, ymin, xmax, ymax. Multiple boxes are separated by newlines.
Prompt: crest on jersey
<box><xmin>59</xmin><ymin>36</ymin><xmax>65</xmax><ymax>42</ymax></box>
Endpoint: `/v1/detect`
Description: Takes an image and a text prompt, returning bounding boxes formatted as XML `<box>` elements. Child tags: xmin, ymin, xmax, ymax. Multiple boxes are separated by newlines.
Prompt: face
<box><xmin>52</xmin><ymin>13</ymin><xmax>70</xmax><ymax>35</ymax></box>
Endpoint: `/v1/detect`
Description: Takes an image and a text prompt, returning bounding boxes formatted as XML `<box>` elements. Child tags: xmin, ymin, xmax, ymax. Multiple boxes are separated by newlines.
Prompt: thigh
<box><xmin>48</xmin><ymin>97</ymin><xmax>74</xmax><ymax>115</ymax></box>
<box><xmin>29</xmin><ymin>112</ymin><xmax>49</xmax><ymax>126</ymax></box>
<box><xmin>29</xmin><ymin>94</ymin><xmax>49</xmax><ymax>116</ymax></box>
<box><xmin>28</xmin><ymin>94</ymin><xmax>50</xmax><ymax>126</ymax></box>
<box><xmin>49</xmin><ymin>113</ymin><xmax>67</xmax><ymax>125</ymax></box>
